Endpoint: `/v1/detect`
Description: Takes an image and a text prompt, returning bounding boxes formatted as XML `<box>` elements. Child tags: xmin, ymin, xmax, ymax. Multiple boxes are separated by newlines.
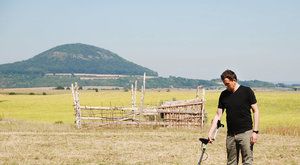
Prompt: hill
<box><xmin>0</xmin><ymin>43</ymin><xmax>283</xmax><ymax>89</ymax></box>
<box><xmin>0</xmin><ymin>43</ymin><xmax>158</xmax><ymax>76</ymax></box>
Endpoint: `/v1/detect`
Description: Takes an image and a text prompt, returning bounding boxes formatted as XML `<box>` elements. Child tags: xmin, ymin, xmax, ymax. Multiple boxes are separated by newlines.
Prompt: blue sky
<box><xmin>0</xmin><ymin>0</ymin><xmax>299</xmax><ymax>83</ymax></box>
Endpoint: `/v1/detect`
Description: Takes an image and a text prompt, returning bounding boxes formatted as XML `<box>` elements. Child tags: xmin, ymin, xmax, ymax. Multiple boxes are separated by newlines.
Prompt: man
<box><xmin>208</xmin><ymin>70</ymin><xmax>259</xmax><ymax>165</ymax></box>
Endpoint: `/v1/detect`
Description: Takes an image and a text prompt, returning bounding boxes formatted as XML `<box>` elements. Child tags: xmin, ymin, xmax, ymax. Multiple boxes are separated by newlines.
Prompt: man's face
<box><xmin>222</xmin><ymin>78</ymin><xmax>236</xmax><ymax>92</ymax></box>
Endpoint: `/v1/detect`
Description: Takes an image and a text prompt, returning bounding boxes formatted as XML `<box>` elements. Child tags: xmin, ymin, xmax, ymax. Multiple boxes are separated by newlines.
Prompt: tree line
<box><xmin>0</xmin><ymin>73</ymin><xmax>279</xmax><ymax>89</ymax></box>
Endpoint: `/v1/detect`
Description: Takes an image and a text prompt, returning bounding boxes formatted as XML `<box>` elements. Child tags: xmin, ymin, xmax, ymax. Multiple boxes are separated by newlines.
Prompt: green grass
<box><xmin>0</xmin><ymin>92</ymin><xmax>73</xmax><ymax>123</ymax></box>
<box><xmin>0</xmin><ymin>89</ymin><xmax>300</xmax><ymax>135</ymax></box>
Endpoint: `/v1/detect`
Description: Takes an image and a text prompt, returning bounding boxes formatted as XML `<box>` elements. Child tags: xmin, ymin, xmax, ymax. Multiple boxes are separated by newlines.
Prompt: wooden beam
<box><xmin>80</xmin><ymin>106</ymin><xmax>134</xmax><ymax>111</ymax></box>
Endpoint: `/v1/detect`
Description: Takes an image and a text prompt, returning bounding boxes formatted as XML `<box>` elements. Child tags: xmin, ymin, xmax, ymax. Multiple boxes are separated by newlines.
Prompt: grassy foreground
<box><xmin>0</xmin><ymin>120</ymin><xmax>299</xmax><ymax>165</ymax></box>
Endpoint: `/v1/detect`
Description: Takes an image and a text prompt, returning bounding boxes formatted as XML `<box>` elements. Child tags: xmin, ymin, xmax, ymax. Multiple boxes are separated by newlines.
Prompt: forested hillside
<box><xmin>0</xmin><ymin>43</ymin><xmax>158</xmax><ymax>76</ymax></box>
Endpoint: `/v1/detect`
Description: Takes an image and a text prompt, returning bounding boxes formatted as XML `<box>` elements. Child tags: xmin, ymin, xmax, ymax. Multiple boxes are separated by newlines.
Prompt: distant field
<box><xmin>0</xmin><ymin>88</ymin><xmax>299</xmax><ymax>135</ymax></box>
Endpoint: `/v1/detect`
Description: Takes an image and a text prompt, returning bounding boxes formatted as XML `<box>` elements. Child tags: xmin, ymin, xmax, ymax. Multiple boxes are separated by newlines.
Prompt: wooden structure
<box><xmin>157</xmin><ymin>86</ymin><xmax>206</xmax><ymax>127</ymax></box>
<box><xmin>71</xmin><ymin>82</ymin><xmax>136</xmax><ymax>128</ymax></box>
<box><xmin>158</xmin><ymin>99</ymin><xmax>204</xmax><ymax>127</ymax></box>
<box><xmin>71</xmin><ymin>75</ymin><xmax>206</xmax><ymax>128</ymax></box>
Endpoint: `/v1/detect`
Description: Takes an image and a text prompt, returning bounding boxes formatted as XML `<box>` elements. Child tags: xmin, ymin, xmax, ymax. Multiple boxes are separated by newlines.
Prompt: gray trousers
<box><xmin>226</xmin><ymin>130</ymin><xmax>253</xmax><ymax>165</ymax></box>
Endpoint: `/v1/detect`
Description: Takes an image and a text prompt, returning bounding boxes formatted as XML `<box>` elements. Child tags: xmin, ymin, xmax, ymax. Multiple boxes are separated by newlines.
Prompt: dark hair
<box><xmin>221</xmin><ymin>69</ymin><xmax>237</xmax><ymax>81</ymax></box>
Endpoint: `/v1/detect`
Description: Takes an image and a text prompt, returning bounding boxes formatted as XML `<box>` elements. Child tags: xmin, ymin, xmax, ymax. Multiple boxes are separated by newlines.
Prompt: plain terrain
<box><xmin>0</xmin><ymin>88</ymin><xmax>299</xmax><ymax>164</ymax></box>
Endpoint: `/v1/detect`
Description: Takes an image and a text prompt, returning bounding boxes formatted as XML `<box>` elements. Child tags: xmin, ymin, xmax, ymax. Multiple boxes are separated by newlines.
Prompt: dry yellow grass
<box><xmin>0</xmin><ymin>120</ymin><xmax>299</xmax><ymax>165</ymax></box>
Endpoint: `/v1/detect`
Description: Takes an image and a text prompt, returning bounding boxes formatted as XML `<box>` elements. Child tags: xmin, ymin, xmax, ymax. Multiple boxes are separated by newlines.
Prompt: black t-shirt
<box><xmin>218</xmin><ymin>85</ymin><xmax>257</xmax><ymax>134</ymax></box>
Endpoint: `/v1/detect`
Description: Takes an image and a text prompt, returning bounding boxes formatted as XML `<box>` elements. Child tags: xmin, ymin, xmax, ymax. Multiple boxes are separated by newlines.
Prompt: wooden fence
<box><xmin>71</xmin><ymin>81</ymin><xmax>206</xmax><ymax>128</ymax></box>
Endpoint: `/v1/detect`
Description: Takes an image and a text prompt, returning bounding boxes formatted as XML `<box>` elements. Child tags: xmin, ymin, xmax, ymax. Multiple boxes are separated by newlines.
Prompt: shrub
<box><xmin>55</xmin><ymin>86</ymin><xmax>64</xmax><ymax>90</ymax></box>
<box><xmin>8</xmin><ymin>92</ymin><xmax>16</xmax><ymax>95</ymax></box>
<box><xmin>54</xmin><ymin>121</ymin><xmax>63</xmax><ymax>124</ymax></box>
<box><xmin>29</xmin><ymin>92</ymin><xmax>35</xmax><ymax>95</ymax></box>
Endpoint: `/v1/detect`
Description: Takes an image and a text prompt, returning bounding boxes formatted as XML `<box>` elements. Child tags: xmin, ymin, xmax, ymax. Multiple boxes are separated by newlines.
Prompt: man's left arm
<box><xmin>251</xmin><ymin>103</ymin><xmax>259</xmax><ymax>144</ymax></box>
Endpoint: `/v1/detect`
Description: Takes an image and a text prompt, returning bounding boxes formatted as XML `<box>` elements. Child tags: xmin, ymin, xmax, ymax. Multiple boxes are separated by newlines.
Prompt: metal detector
<box><xmin>198</xmin><ymin>120</ymin><xmax>224</xmax><ymax>165</ymax></box>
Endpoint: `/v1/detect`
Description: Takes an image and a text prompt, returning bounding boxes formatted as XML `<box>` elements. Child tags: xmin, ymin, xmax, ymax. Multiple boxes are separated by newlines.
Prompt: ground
<box><xmin>0</xmin><ymin>120</ymin><xmax>299</xmax><ymax>165</ymax></box>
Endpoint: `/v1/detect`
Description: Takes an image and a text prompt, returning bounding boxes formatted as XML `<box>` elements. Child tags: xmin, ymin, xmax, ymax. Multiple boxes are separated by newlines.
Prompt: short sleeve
<box><xmin>248</xmin><ymin>88</ymin><xmax>257</xmax><ymax>105</ymax></box>
<box><xmin>218</xmin><ymin>92</ymin><xmax>225</xmax><ymax>110</ymax></box>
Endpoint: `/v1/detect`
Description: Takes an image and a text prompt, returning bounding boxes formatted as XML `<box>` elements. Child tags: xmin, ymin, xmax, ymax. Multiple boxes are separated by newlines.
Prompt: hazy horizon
<box><xmin>1</xmin><ymin>1</ymin><xmax>299</xmax><ymax>83</ymax></box>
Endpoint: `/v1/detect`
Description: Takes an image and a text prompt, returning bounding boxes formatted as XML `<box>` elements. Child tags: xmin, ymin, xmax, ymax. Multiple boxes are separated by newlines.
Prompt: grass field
<box><xmin>0</xmin><ymin>88</ymin><xmax>300</xmax><ymax>164</ymax></box>
<box><xmin>0</xmin><ymin>120</ymin><xmax>299</xmax><ymax>165</ymax></box>
<box><xmin>1</xmin><ymin>88</ymin><xmax>299</xmax><ymax>135</ymax></box>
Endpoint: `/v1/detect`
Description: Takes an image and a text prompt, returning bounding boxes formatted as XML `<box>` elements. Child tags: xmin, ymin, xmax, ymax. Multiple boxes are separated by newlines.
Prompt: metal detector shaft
<box><xmin>198</xmin><ymin>138</ymin><xmax>209</xmax><ymax>165</ymax></box>
<box><xmin>198</xmin><ymin>143</ymin><xmax>206</xmax><ymax>165</ymax></box>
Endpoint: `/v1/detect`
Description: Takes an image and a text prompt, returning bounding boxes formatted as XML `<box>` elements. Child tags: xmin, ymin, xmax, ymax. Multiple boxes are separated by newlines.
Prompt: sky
<box><xmin>0</xmin><ymin>0</ymin><xmax>299</xmax><ymax>83</ymax></box>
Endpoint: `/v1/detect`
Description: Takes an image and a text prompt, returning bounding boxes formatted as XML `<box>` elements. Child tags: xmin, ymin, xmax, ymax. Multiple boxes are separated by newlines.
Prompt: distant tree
<box><xmin>55</xmin><ymin>86</ymin><xmax>64</xmax><ymax>90</ymax></box>
<box><xmin>8</xmin><ymin>92</ymin><xmax>16</xmax><ymax>95</ymax></box>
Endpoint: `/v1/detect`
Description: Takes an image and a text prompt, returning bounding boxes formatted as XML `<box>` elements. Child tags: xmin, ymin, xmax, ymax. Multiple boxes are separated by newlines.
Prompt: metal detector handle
<box><xmin>217</xmin><ymin>120</ymin><xmax>224</xmax><ymax>129</ymax></box>
<box><xmin>199</xmin><ymin>138</ymin><xmax>209</xmax><ymax>145</ymax></box>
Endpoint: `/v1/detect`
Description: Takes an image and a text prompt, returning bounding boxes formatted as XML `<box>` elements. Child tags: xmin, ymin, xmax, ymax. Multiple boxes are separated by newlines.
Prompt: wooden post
<box><xmin>134</xmin><ymin>80</ymin><xmax>137</xmax><ymax>119</ymax></box>
<box><xmin>131</xmin><ymin>84</ymin><xmax>134</xmax><ymax>112</ymax></box>
<box><xmin>196</xmin><ymin>86</ymin><xmax>205</xmax><ymax>128</ymax></box>
<box><xmin>140</xmin><ymin>73</ymin><xmax>146</xmax><ymax>113</ymax></box>
<box><xmin>134</xmin><ymin>80</ymin><xmax>137</xmax><ymax>108</ymax></box>
<box><xmin>131</xmin><ymin>82</ymin><xmax>137</xmax><ymax>120</ymax></box>
<box><xmin>71</xmin><ymin>82</ymin><xmax>81</xmax><ymax>128</ymax></box>
<box><xmin>201</xmin><ymin>88</ymin><xmax>205</xmax><ymax>129</ymax></box>
<box><xmin>196</xmin><ymin>86</ymin><xmax>202</xmax><ymax>99</ymax></box>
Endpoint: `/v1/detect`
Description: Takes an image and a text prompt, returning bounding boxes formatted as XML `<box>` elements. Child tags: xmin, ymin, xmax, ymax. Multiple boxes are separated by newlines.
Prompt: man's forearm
<box><xmin>253</xmin><ymin>110</ymin><xmax>259</xmax><ymax>131</ymax></box>
<box><xmin>208</xmin><ymin>109</ymin><xmax>223</xmax><ymax>138</ymax></box>
<box><xmin>251</xmin><ymin>104</ymin><xmax>259</xmax><ymax>131</ymax></box>
<box><xmin>208</xmin><ymin>116</ymin><xmax>219</xmax><ymax>137</ymax></box>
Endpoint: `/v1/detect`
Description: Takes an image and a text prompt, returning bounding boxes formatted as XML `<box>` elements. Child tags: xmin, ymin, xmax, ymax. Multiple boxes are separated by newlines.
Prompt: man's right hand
<box><xmin>208</xmin><ymin>136</ymin><xmax>214</xmax><ymax>143</ymax></box>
